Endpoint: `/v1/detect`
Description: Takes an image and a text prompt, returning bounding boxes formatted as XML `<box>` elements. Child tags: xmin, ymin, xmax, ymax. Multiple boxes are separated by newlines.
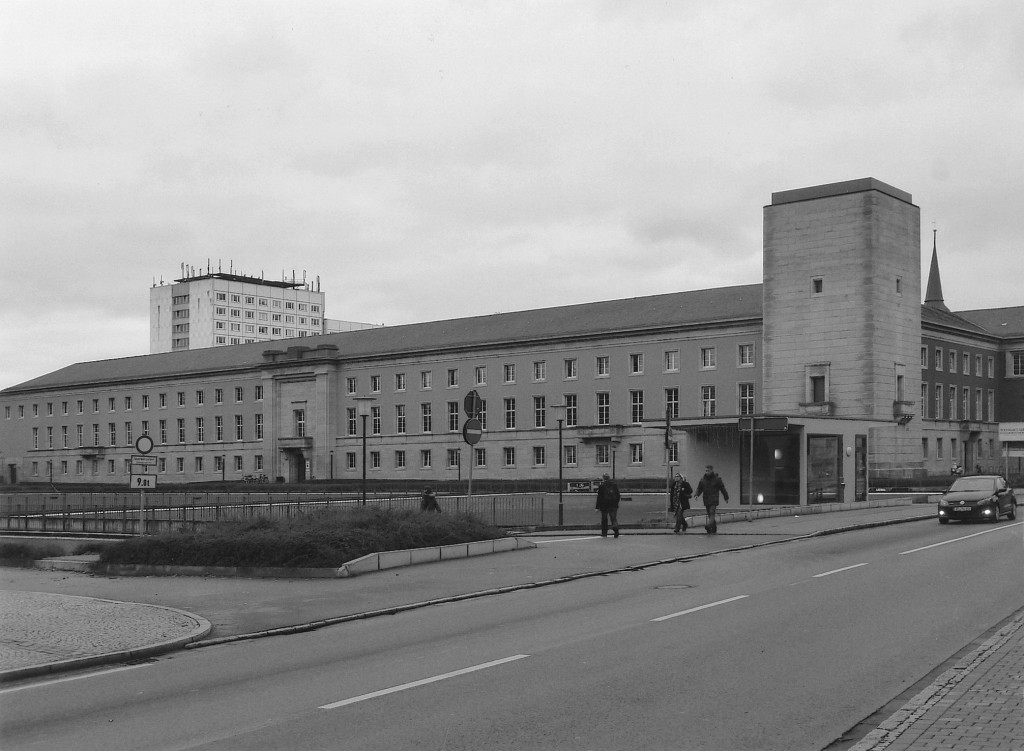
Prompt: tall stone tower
<box><xmin>762</xmin><ymin>178</ymin><xmax>922</xmax><ymax>476</ymax></box>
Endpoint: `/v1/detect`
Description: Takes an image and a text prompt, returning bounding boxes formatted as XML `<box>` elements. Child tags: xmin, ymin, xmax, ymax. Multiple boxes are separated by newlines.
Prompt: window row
<box><xmin>344</xmin><ymin>346</ymin><xmax>756</xmax><ymax>395</ymax></box>
<box><xmin>922</xmin><ymin>347</ymin><xmax>995</xmax><ymax>378</ymax></box>
<box><xmin>28</xmin><ymin>415</ymin><xmax>265</xmax><ymax>449</ymax></box>
<box><xmin>6</xmin><ymin>386</ymin><xmax>265</xmax><ymax>419</ymax></box>
<box><xmin>920</xmin><ymin>436</ymin><xmax>998</xmax><ymax>462</ymax></box>
<box><xmin>342</xmin><ymin>385</ymin><xmax>755</xmax><ymax>436</ymax></box>
<box><xmin>30</xmin><ymin>454</ymin><xmax>266</xmax><ymax>477</ymax></box>
<box><xmin>919</xmin><ymin>384</ymin><xmax>995</xmax><ymax>422</ymax></box>
<box><xmin>212</xmin><ymin>293</ymin><xmax>320</xmax><ymax>314</ymax></box>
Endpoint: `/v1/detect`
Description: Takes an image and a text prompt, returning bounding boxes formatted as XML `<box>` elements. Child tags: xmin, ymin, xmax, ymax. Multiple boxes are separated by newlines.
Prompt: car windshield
<box><xmin>948</xmin><ymin>477</ymin><xmax>995</xmax><ymax>493</ymax></box>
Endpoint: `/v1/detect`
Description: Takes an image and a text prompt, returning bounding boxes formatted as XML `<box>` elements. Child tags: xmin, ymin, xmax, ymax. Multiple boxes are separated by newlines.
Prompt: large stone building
<box><xmin>3</xmin><ymin>178</ymin><xmax>1022</xmax><ymax>502</ymax></box>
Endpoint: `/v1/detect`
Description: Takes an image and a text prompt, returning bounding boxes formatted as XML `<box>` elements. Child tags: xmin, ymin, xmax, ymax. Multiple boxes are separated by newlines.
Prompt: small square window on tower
<box><xmin>812</xmin><ymin>278</ymin><xmax>823</xmax><ymax>294</ymax></box>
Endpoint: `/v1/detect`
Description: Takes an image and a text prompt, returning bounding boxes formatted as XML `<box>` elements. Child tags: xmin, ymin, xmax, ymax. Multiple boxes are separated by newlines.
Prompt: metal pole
<box><xmin>557</xmin><ymin>418</ymin><xmax>564</xmax><ymax>526</ymax></box>
<box><xmin>665</xmin><ymin>407</ymin><xmax>672</xmax><ymax>519</ymax></box>
<box><xmin>138</xmin><ymin>487</ymin><xmax>145</xmax><ymax>536</ymax></box>
<box><xmin>361</xmin><ymin>413</ymin><xmax>368</xmax><ymax>505</ymax></box>
<box><xmin>748</xmin><ymin>422</ymin><xmax>755</xmax><ymax>521</ymax></box>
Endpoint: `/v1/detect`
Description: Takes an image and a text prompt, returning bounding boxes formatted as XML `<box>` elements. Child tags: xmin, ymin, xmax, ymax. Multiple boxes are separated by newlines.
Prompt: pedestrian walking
<box><xmin>420</xmin><ymin>486</ymin><xmax>441</xmax><ymax>513</ymax></box>
<box><xmin>694</xmin><ymin>465</ymin><xmax>728</xmax><ymax>534</ymax></box>
<box><xmin>672</xmin><ymin>474</ymin><xmax>693</xmax><ymax>533</ymax></box>
<box><xmin>595</xmin><ymin>474</ymin><xmax>621</xmax><ymax>538</ymax></box>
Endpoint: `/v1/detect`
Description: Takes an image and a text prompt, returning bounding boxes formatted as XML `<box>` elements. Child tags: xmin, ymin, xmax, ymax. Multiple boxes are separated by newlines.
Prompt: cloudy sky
<box><xmin>2</xmin><ymin>0</ymin><xmax>1022</xmax><ymax>391</ymax></box>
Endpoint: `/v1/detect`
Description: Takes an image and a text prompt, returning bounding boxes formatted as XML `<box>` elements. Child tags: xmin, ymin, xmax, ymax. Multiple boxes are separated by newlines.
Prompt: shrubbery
<box><xmin>0</xmin><ymin>541</ymin><xmax>64</xmax><ymax>565</ymax></box>
<box><xmin>98</xmin><ymin>507</ymin><xmax>506</xmax><ymax>568</ymax></box>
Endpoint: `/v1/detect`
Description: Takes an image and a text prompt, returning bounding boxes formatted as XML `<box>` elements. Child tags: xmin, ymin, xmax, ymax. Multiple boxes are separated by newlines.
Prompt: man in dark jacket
<box><xmin>694</xmin><ymin>465</ymin><xmax>728</xmax><ymax>534</ymax></box>
<box><xmin>595</xmin><ymin>474</ymin><xmax>621</xmax><ymax>538</ymax></box>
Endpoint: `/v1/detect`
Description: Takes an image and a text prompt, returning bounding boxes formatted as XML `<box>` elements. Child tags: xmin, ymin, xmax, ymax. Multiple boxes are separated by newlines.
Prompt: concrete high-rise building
<box><xmin>150</xmin><ymin>267</ymin><xmax>379</xmax><ymax>353</ymax></box>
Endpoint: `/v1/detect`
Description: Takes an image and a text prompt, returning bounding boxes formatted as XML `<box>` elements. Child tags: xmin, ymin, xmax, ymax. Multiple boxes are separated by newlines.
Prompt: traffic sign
<box><xmin>462</xmin><ymin>418</ymin><xmax>483</xmax><ymax>445</ymax></box>
<box><xmin>464</xmin><ymin>390</ymin><xmax>482</xmax><ymax>418</ymax></box>
<box><xmin>135</xmin><ymin>435</ymin><xmax>155</xmax><ymax>454</ymax></box>
<box><xmin>130</xmin><ymin>474</ymin><xmax>157</xmax><ymax>489</ymax></box>
<box><xmin>131</xmin><ymin>455</ymin><xmax>158</xmax><ymax>466</ymax></box>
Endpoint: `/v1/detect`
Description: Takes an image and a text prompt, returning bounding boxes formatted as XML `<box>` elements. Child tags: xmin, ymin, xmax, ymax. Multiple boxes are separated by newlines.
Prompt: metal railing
<box><xmin>0</xmin><ymin>492</ymin><xmax>546</xmax><ymax>535</ymax></box>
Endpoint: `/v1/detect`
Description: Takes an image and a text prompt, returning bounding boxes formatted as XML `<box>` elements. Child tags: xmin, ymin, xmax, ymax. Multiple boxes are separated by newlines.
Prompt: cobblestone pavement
<box><xmin>0</xmin><ymin>590</ymin><xmax>210</xmax><ymax>677</ymax></box>
<box><xmin>850</xmin><ymin>608</ymin><xmax>1024</xmax><ymax>751</ymax></box>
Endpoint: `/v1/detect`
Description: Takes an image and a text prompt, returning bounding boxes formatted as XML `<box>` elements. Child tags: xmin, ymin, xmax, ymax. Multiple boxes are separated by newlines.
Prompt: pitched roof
<box><xmin>956</xmin><ymin>306</ymin><xmax>1024</xmax><ymax>338</ymax></box>
<box><xmin>3</xmin><ymin>284</ymin><xmax>765</xmax><ymax>394</ymax></box>
<box><xmin>920</xmin><ymin>305</ymin><xmax>993</xmax><ymax>337</ymax></box>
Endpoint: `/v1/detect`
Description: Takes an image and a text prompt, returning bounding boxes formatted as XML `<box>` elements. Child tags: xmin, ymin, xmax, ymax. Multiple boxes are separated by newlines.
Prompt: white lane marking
<box><xmin>532</xmin><ymin>536</ymin><xmax>603</xmax><ymax>544</ymax></box>
<box><xmin>900</xmin><ymin>521</ymin><xmax>1024</xmax><ymax>555</ymax></box>
<box><xmin>651</xmin><ymin>595</ymin><xmax>749</xmax><ymax>622</ymax></box>
<box><xmin>813</xmin><ymin>562</ymin><xmax>870</xmax><ymax>578</ymax></box>
<box><xmin>0</xmin><ymin>664</ymin><xmax>148</xmax><ymax>695</ymax></box>
<box><xmin>319</xmin><ymin>654</ymin><xmax>530</xmax><ymax>710</ymax></box>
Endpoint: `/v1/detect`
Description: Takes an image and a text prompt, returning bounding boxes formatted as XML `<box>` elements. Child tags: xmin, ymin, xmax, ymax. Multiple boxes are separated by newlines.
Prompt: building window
<box><xmin>922</xmin><ymin>438</ymin><xmax>929</xmax><ymax>459</ymax></box>
<box><xmin>346</xmin><ymin>452</ymin><xmax>357</xmax><ymax>470</ymax></box>
<box><xmin>596</xmin><ymin>356</ymin><xmax>610</xmax><ymax>377</ymax></box>
<box><xmin>630</xmin><ymin>390</ymin><xmax>644</xmax><ymax>423</ymax></box>
<box><xmin>949</xmin><ymin>386</ymin><xmax>957</xmax><ymax>421</ymax></box>
<box><xmin>665</xmin><ymin>350</ymin><xmax>679</xmax><ymax>372</ymax></box>
<box><xmin>421</xmin><ymin>450</ymin><xmax>432</xmax><ymax>469</ymax></box>
<box><xmin>159</xmin><ymin>420</ymin><xmax>167</xmax><ymax>444</ymax></box>
<box><xmin>503</xmin><ymin>447</ymin><xmax>516</xmax><ymax>468</ymax></box>
<box><xmin>988</xmin><ymin>390</ymin><xmax>995</xmax><ymax>422</ymax></box>
<box><xmin>533</xmin><ymin>361</ymin><xmax>546</xmax><ymax>382</ymax></box>
<box><xmin>565</xmin><ymin>394</ymin><xmax>578</xmax><ymax>427</ymax></box>
<box><xmin>668</xmin><ymin>441</ymin><xmax>679</xmax><ymax>464</ymax></box>
<box><xmin>948</xmin><ymin>351</ymin><xmax>957</xmax><ymax>373</ymax></box>
<box><xmin>447</xmin><ymin>369</ymin><xmax>459</xmax><ymax>388</ymax></box>
<box><xmin>987</xmin><ymin>357</ymin><xmax>995</xmax><ymax>378</ymax></box>
<box><xmin>921</xmin><ymin>347</ymin><xmax>928</xmax><ymax>368</ymax></box>
<box><xmin>920</xmin><ymin>384</ymin><xmax>928</xmax><ymax>419</ymax></box>
<box><xmin>372</xmin><ymin>406</ymin><xmax>381</xmax><ymax>435</ymax></box>
<box><xmin>347</xmin><ymin>407</ymin><xmax>357</xmax><ymax>436</ymax></box>
<box><xmin>371</xmin><ymin>375</ymin><xmax>381</xmax><ymax>393</ymax></box>
<box><xmin>934</xmin><ymin>385</ymin><xmax>942</xmax><ymax>420</ymax></box>
<box><xmin>474</xmin><ymin>366</ymin><xmax>486</xmax><ymax>385</ymax></box>
<box><xmin>177</xmin><ymin>419</ymin><xmax>185</xmax><ymax>444</ymax></box>
<box><xmin>596</xmin><ymin>444</ymin><xmax>610</xmax><ymax>465</ymax></box>
<box><xmin>534</xmin><ymin>396</ymin><xmax>546</xmax><ymax>428</ymax></box>
<box><xmin>503</xmin><ymin>363</ymin><xmax>516</xmax><ymax>384</ymax></box>
<box><xmin>533</xmin><ymin>446</ymin><xmax>545</xmax><ymax>467</ymax></box>
<box><xmin>975</xmin><ymin>355</ymin><xmax>983</xmax><ymax>376</ymax></box>
<box><xmin>812</xmin><ymin>278</ymin><xmax>823</xmax><ymax>294</ymax></box>
<box><xmin>396</xmin><ymin>405</ymin><xmax>406</xmax><ymax>434</ymax></box>
<box><xmin>421</xmin><ymin>403</ymin><xmax>432</xmax><ymax>433</ymax></box>
<box><xmin>504</xmin><ymin>398</ymin><xmax>516</xmax><ymax>429</ymax></box>
<box><xmin>630</xmin><ymin>443</ymin><xmax>644</xmax><ymax>464</ymax></box>
<box><xmin>421</xmin><ymin>370</ymin><xmax>433</xmax><ymax>389</ymax></box>
<box><xmin>235</xmin><ymin>415</ymin><xmax>244</xmax><ymax>441</ymax></box>
<box><xmin>701</xmin><ymin>347</ymin><xmax>716</xmax><ymax>370</ymax></box>
<box><xmin>294</xmin><ymin>410</ymin><xmax>306</xmax><ymax>438</ymax></box>
<box><xmin>665</xmin><ymin>388</ymin><xmax>679</xmax><ymax>419</ymax></box>
<box><xmin>630</xmin><ymin>353</ymin><xmax>644</xmax><ymax>375</ymax></box>
<box><xmin>395</xmin><ymin>373</ymin><xmax>406</xmax><ymax>391</ymax></box>
<box><xmin>739</xmin><ymin>383</ymin><xmax>755</xmax><ymax>416</ymax></box>
<box><xmin>935</xmin><ymin>348</ymin><xmax>943</xmax><ymax>371</ymax></box>
<box><xmin>448</xmin><ymin>402</ymin><xmax>460</xmax><ymax>432</ymax></box>
<box><xmin>564</xmin><ymin>358</ymin><xmax>577</xmax><ymax>379</ymax></box>
<box><xmin>346</xmin><ymin>377</ymin><xmax>357</xmax><ymax>395</ymax></box>
<box><xmin>255</xmin><ymin>413</ymin><xmax>263</xmax><ymax>440</ymax></box>
<box><xmin>177</xmin><ymin>392</ymin><xmax>185</xmax><ymax>408</ymax></box>
<box><xmin>701</xmin><ymin>385</ymin><xmax>716</xmax><ymax>418</ymax></box>
<box><xmin>1011</xmin><ymin>352</ymin><xmax>1024</xmax><ymax>377</ymax></box>
<box><xmin>474</xmin><ymin>447</ymin><xmax>487</xmax><ymax>468</ymax></box>
<box><xmin>109</xmin><ymin>423</ymin><xmax>117</xmax><ymax>446</ymax></box>
<box><xmin>597</xmin><ymin>393</ymin><xmax>610</xmax><ymax>426</ymax></box>
<box><xmin>962</xmin><ymin>389</ymin><xmax>969</xmax><ymax>421</ymax></box>
<box><xmin>447</xmin><ymin>449</ymin><xmax>461</xmax><ymax>469</ymax></box>
<box><xmin>370</xmin><ymin>451</ymin><xmax>380</xmax><ymax>470</ymax></box>
<box><xmin>395</xmin><ymin>450</ymin><xmax>406</xmax><ymax>470</ymax></box>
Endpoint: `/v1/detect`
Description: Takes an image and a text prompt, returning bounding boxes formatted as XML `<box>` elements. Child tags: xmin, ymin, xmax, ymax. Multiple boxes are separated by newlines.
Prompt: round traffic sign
<box><xmin>464</xmin><ymin>390</ymin><xmax>482</xmax><ymax>418</ymax></box>
<box><xmin>462</xmin><ymin>418</ymin><xmax>483</xmax><ymax>446</ymax></box>
<box><xmin>135</xmin><ymin>435</ymin><xmax>155</xmax><ymax>454</ymax></box>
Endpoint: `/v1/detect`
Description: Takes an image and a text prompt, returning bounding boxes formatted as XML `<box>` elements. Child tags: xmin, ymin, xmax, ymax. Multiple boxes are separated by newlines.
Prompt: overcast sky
<box><xmin>2</xmin><ymin>1</ymin><xmax>1022</xmax><ymax>391</ymax></box>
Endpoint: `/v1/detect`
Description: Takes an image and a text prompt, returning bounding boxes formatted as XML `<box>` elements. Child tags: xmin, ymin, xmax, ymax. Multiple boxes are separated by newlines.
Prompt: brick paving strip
<box><xmin>849</xmin><ymin>608</ymin><xmax>1024</xmax><ymax>751</ymax></box>
<box><xmin>0</xmin><ymin>590</ymin><xmax>211</xmax><ymax>679</ymax></box>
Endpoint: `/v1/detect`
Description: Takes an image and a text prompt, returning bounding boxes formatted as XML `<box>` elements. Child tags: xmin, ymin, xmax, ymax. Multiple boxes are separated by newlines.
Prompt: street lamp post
<box><xmin>551</xmin><ymin>403</ymin><xmax>566</xmax><ymax>527</ymax></box>
<box><xmin>354</xmin><ymin>397</ymin><xmax>376</xmax><ymax>505</ymax></box>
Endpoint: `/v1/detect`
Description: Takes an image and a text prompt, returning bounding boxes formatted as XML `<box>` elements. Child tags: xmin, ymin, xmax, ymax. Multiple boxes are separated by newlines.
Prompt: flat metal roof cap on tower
<box><xmin>770</xmin><ymin>178</ymin><xmax>913</xmax><ymax>206</ymax></box>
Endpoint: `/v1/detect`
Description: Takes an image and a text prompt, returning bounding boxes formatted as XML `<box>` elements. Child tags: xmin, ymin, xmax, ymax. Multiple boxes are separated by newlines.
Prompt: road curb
<box><xmin>0</xmin><ymin>601</ymin><xmax>211</xmax><ymax>683</ymax></box>
<box><xmin>186</xmin><ymin>513</ymin><xmax>933</xmax><ymax>651</ymax></box>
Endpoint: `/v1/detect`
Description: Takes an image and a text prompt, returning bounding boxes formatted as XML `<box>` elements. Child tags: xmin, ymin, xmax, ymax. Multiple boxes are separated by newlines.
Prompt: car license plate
<box><xmin>954</xmin><ymin>507</ymin><xmax>971</xmax><ymax>512</ymax></box>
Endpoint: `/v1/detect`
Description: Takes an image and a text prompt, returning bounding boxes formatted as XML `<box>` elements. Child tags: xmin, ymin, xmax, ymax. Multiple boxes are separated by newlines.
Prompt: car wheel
<box><xmin>1009</xmin><ymin>503</ymin><xmax>1017</xmax><ymax>521</ymax></box>
<box><xmin>990</xmin><ymin>504</ymin><xmax>1001</xmax><ymax>522</ymax></box>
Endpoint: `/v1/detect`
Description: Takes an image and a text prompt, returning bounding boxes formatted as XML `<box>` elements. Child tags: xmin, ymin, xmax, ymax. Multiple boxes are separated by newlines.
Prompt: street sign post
<box><xmin>462</xmin><ymin>417</ymin><xmax>482</xmax><ymax>498</ymax></box>
<box><xmin>130</xmin><ymin>474</ymin><xmax>157</xmax><ymax>489</ymax></box>
<box><xmin>464</xmin><ymin>390</ymin><xmax>482</xmax><ymax>419</ymax></box>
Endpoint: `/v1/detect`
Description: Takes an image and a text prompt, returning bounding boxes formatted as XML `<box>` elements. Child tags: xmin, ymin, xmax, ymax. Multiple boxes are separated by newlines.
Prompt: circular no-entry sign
<box><xmin>462</xmin><ymin>418</ymin><xmax>483</xmax><ymax>446</ymax></box>
<box><xmin>135</xmin><ymin>435</ymin><xmax>155</xmax><ymax>454</ymax></box>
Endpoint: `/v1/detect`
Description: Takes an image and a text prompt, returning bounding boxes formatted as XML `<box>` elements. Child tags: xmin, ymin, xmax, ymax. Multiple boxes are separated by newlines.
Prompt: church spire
<box><xmin>924</xmin><ymin>228</ymin><xmax>949</xmax><ymax>312</ymax></box>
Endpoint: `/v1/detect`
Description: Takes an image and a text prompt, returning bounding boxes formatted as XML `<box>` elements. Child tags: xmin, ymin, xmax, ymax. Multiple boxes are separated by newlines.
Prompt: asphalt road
<box><xmin>2</xmin><ymin>519</ymin><xmax>1021</xmax><ymax>750</ymax></box>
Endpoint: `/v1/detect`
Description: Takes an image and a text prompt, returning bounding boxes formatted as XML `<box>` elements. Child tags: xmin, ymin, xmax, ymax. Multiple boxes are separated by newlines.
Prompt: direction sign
<box><xmin>130</xmin><ymin>474</ymin><xmax>157</xmax><ymax>489</ymax></box>
<box><xmin>464</xmin><ymin>390</ymin><xmax>483</xmax><ymax>418</ymax></box>
<box><xmin>462</xmin><ymin>418</ymin><xmax>483</xmax><ymax>446</ymax></box>
<box><xmin>131</xmin><ymin>455</ymin><xmax>158</xmax><ymax>466</ymax></box>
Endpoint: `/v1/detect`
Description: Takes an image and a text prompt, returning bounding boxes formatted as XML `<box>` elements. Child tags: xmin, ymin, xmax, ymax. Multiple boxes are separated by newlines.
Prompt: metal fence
<box><xmin>0</xmin><ymin>492</ymin><xmax>547</xmax><ymax>536</ymax></box>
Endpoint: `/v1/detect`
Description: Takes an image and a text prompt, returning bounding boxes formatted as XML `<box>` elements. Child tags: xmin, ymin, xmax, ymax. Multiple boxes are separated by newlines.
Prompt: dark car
<box><xmin>937</xmin><ymin>475</ymin><xmax>1017</xmax><ymax>524</ymax></box>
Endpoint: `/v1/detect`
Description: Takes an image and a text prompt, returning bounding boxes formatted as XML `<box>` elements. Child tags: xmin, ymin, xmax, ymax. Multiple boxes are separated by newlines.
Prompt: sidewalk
<box><xmin>2</xmin><ymin>499</ymin><xmax>1020</xmax><ymax>749</ymax></box>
